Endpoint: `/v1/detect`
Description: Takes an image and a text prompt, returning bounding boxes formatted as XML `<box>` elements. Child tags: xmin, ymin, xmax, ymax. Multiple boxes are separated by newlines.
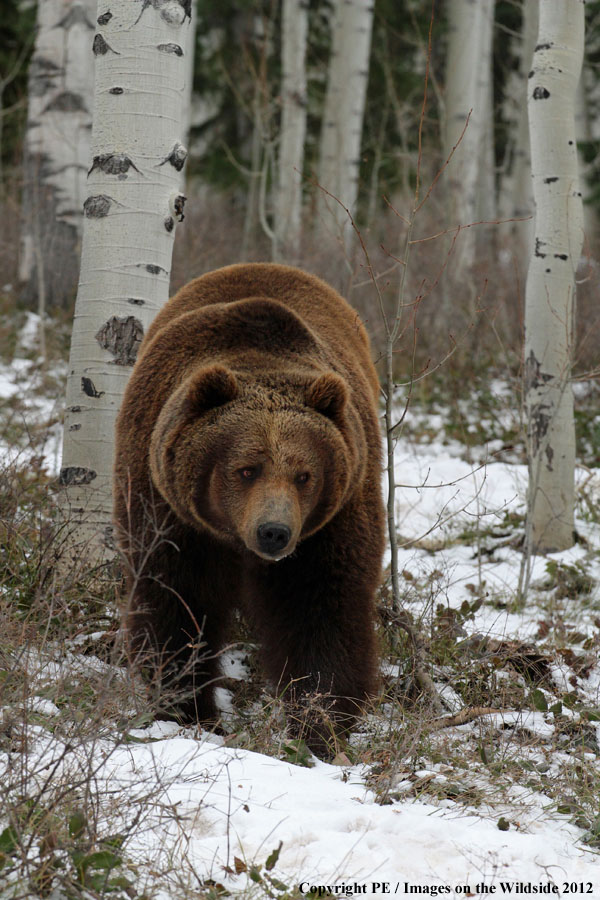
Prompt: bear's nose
<box><xmin>257</xmin><ymin>522</ymin><xmax>291</xmax><ymax>556</ymax></box>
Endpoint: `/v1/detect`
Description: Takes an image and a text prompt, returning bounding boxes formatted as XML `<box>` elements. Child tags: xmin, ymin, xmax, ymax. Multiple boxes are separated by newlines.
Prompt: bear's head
<box><xmin>149</xmin><ymin>364</ymin><xmax>364</xmax><ymax>560</ymax></box>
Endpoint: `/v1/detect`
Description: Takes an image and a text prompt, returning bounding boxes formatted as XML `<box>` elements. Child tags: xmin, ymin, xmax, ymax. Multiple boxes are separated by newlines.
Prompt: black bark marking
<box><xmin>145</xmin><ymin>264</ymin><xmax>167</xmax><ymax>275</ymax></box>
<box><xmin>158</xmin><ymin>142</ymin><xmax>188</xmax><ymax>172</ymax></box>
<box><xmin>134</xmin><ymin>0</ymin><xmax>153</xmax><ymax>24</ymax></box>
<box><xmin>173</xmin><ymin>193</ymin><xmax>186</xmax><ymax>221</ymax></box>
<box><xmin>554</xmin><ymin>253</ymin><xmax>568</xmax><ymax>260</ymax></box>
<box><xmin>84</xmin><ymin>195</ymin><xmax>112</xmax><ymax>218</ymax></box>
<box><xmin>59</xmin><ymin>467</ymin><xmax>97</xmax><ymax>486</ymax></box>
<box><xmin>69</xmin><ymin>405</ymin><xmax>82</xmax><ymax>413</ymax></box>
<box><xmin>164</xmin><ymin>216</ymin><xmax>174</xmax><ymax>232</ymax></box>
<box><xmin>29</xmin><ymin>58</ymin><xmax>61</xmax><ymax>97</ymax></box>
<box><xmin>157</xmin><ymin>43</ymin><xmax>184</xmax><ymax>55</ymax></box>
<box><xmin>88</xmin><ymin>153</ymin><xmax>139</xmax><ymax>177</ymax></box>
<box><xmin>135</xmin><ymin>1</ymin><xmax>192</xmax><ymax>25</ymax></box>
<box><xmin>524</xmin><ymin>350</ymin><xmax>553</xmax><ymax>394</ymax></box>
<box><xmin>529</xmin><ymin>406</ymin><xmax>551</xmax><ymax>457</ymax></box>
<box><xmin>33</xmin><ymin>58</ymin><xmax>60</xmax><ymax>74</ymax></box>
<box><xmin>58</xmin><ymin>6</ymin><xmax>94</xmax><ymax>29</ymax></box>
<box><xmin>109</xmin><ymin>86</ymin><xmax>124</xmax><ymax>95</ymax></box>
<box><xmin>128</xmin><ymin>297</ymin><xmax>146</xmax><ymax>306</ymax></box>
<box><xmin>97</xmin><ymin>11</ymin><xmax>113</xmax><ymax>25</ymax></box>
<box><xmin>535</xmin><ymin>43</ymin><xmax>552</xmax><ymax>51</ymax></box>
<box><xmin>93</xmin><ymin>34</ymin><xmax>119</xmax><ymax>56</ymax></box>
<box><xmin>545</xmin><ymin>443</ymin><xmax>554</xmax><ymax>471</ymax></box>
<box><xmin>534</xmin><ymin>238</ymin><xmax>547</xmax><ymax>259</ymax></box>
<box><xmin>544</xmin><ymin>177</ymin><xmax>559</xmax><ymax>184</ymax></box>
<box><xmin>69</xmin><ymin>423</ymin><xmax>81</xmax><ymax>431</ymax></box>
<box><xmin>160</xmin><ymin>1</ymin><xmax>187</xmax><ymax>25</ymax></box>
<box><xmin>81</xmin><ymin>377</ymin><xmax>104</xmax><ymax>398</ymax></box>
<box><xmin>103</xmin><ymin>525</ymin><xmax>115</xmax><ymax>550</ymax></box>
<box><xmin>62</xmin><ymin>206</ymin><xmax>85</xmax><ymax>219</ymax></box>
<box><xmin>533</xmin><ymin>86</ymin><xmax>550</xmax><ymax>100</ymax></box>
<box><xmin>95</xmin><ymin>316</ymin><xmax>144</xmax><ymax>366</ymax></box>
<box><xmin>528</xmin><ymin>70</ymin><xmax>534</xmax><ymax>78</ymax></box>
<box><xmin>44</xmin><ymin>91</ymin><xmax>88</xmax><ymax>113</ymax></box>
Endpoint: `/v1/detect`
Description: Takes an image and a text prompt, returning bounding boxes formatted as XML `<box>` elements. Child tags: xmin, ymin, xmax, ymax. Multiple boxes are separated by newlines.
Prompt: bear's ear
<box><xmin>184</xmin><ymin>365</ymin><xmax>238</xmax><ymax>417</ymax></box>
<box><xmin>306</xmin><ymin>372</ymin><xmax>347</xmax><ymax>423</ymax></box>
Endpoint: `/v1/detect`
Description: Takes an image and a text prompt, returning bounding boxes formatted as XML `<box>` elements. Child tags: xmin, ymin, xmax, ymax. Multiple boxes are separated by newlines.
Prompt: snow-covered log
<box><xmin>59</xmin><ymin>0</ymin><xmax>192</xmax><ymax>567</ymax></box>
<box><xmin>524</xmin><ymin>0</ymin><xmax>584</xmax><ymax>554</ymax></box>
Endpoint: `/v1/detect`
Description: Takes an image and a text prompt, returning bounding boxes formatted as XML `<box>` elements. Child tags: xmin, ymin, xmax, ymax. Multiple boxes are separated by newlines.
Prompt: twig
<box><xmin>426</xmin><ymin>706</ymin><xmax>503</xmax><ymax>732</ymax></box>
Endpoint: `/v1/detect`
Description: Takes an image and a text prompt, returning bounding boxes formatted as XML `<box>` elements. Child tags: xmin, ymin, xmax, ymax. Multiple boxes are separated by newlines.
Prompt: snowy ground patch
<box><xmin>1</xmin><ymin>347</ymin><xmax>599</xmax><ymax>898</ymax></box>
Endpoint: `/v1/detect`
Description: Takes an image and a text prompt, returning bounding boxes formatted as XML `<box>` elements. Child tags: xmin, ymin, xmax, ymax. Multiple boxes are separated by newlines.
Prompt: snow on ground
<box><xmin>1</xmin><ymin>337</ymin><xmax>600</xmax><ymax>898</ymax></box>
<box><xmin>0</xmin><ymin>314</ymin><xmax>64</xmax><ymax>474</ymax></box>
<box><xmin>17</xmin><ymin>722</ymin><xmax>599</xmax><ymax>897</ymax></box>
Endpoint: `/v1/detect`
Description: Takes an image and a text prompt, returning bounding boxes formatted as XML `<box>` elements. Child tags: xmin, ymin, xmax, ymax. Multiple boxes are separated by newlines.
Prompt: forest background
<box><xmin>4</xmin><ymin>0</ymin><xmax>599</xmax><ymax>369</ymax></box>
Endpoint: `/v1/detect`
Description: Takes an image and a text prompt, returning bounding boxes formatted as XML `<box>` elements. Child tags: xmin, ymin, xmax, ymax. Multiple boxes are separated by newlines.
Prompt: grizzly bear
<box><xmin>114</xmin><ymin>263</ymin><xmax>385</xmax><ymax>752</ymax></box>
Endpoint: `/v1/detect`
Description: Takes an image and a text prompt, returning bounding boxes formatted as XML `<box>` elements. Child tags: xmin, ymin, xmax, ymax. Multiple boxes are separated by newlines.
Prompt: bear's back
<box><xmin>143</xmin><ymin>264</ymin><xmax>378</xmax><ymax>399</ymax></box>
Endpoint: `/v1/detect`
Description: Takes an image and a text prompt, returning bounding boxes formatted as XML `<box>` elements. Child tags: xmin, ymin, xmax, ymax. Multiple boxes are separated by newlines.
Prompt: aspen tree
<box><xmin>59</xmin><ymin>0</ymin><xmax>193</xmax><ymax>567</ymax></box>
<box><xmin>274</xmin><ymin>0</ymin><xmax>308</xmax><ymax>261</ymax></box>
<box><xmin>19</xmin><ymin>0</ymin><xmax>97</xmax><ymax>309</ymax></box>
<box><xmin>499</xmin><ymin>1</ymin><xmax>538</xmax><ymax>259</ymax></box>
<box><xmin>524</xmin><ymin>0</ymin><xmax>584</xmax><ymax>554</ymax></box>
<box><xmin>443</xmin><ymin>0</ymin><xmax>495</xmax><ymax>277</ymax></box>
<box><xmin>317</xmin><ymin>0</ymin><xmax>374</xmax><ymax>242</ymax></box>
<box><xmin>476</xmin><ymin>2</ymin><xmax>496</xmax><ymax>225</ymax></box>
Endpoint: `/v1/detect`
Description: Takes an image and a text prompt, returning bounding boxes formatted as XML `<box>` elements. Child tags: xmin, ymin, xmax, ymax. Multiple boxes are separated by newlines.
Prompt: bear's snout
<box><xmin>257</xmin><ymin>521</ymin><xmax>291</xmax><ymax>557</ymax></box>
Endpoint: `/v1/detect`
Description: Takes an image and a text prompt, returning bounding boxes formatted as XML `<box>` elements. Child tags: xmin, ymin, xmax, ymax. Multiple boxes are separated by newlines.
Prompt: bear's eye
<box><xmin>239</xmin><ymin>466</ymin><xmax>258</xmax><ymax>481</ymax></box>
<box><xmin>295</xmin><ymin>472</ymin><xmax>310</xmax><ymax>486</ymax></box>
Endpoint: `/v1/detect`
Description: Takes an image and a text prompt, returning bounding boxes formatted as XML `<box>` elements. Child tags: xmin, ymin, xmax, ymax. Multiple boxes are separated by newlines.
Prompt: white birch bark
<box><xmin>59</xmin><ymin>0</ymin><xmax>192</xmax><ymax>567</ymax></box>
<box><xmin>524</xmin><ymin>0</ymin><xmax>584</xmax><ymax>554</ymax></box>
<box><xmin>476</xmin><ymin>2</ymin><xmax>496</xmax><ymax>225</ymax></box>
<box><xmin>274</xmin><ymin>0</ymin><xmax>308</xmax><ymax>262</ymax></box>
<box><xmin>19</xmin><ymin>0</ymin><xmax>96</xmax><ymax>308</ymax></box>
<box><xmin>443</xmin><ymin>0</ymin><xmax>495</xmax><ymax>277</ymax></box>
<box><xmin>498</xmin><ymin>0</ymin><xmax>538</xmax><ymax>260</ymax></box>
<box><xmin>316</xmin><ymin>0</ymin><xmax>374</xmax><ymax>241</ymax></box>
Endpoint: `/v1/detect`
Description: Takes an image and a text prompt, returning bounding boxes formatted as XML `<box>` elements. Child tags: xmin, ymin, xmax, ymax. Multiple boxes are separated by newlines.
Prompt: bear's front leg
<box><xmin>123</xmin><ymin>522</ymin><xmax>235</xmax><ymax>727</ymax></box>
<box><xmin>249</xmin><ymin>512</ymin><xmax>382</xmax><ymax>756</ymax></box>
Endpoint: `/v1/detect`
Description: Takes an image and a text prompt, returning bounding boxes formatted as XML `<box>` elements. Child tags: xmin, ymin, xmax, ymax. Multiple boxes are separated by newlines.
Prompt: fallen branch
<box><xmin>427</xmin><ymin>706</ymin><xmax>502</xmax><ymax>731</ymax></box>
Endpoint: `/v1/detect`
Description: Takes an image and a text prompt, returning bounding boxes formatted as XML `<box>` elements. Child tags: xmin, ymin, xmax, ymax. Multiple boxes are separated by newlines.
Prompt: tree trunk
<box><xmin>59</xmin><ymin>0</ymin><xmax>192</xmax><ymax>568</ymax></box>
<box><xmin>241</xmin><ymin>83</ymin><xmax>263</xmax><ymax>260</ymax></box>
<box><xmin>274</xmin><ymin>0</ymin><xmax>308</xmax><ymax>262</ymax></box>
<box><xmin>316</xmin><ymin>0</ymin><xmax>374</xmax><ymax>243</ymax></box>
<box><xmin>524</xmin><ymin>0</ymin><xmax>584</xmax><ymax>555</ymax></box>
<box><xmin>498</xmin><ymin>1</ymin><xmax>538</xmax><ymax>263</ymax></box>
<box><xmin>477</xmin><ymin>2</ymin><xmax>496</xmax><ymax>218</ymax></box>
<box><xmin>575</xmin><ymin>72</ymin><xmax>600</xmax><ymax>249</ymax></box>
<box><xmin>443</xmin><ymin>0</ymin><xmax>495</xmax><ymax>277</ymax></box>
<box><xmin>19</xmin><ymin>0</ymin><xmax>96</xmax><ymax>309</ymax></box>
<box><xmin>476</xmin><ymin>1</ymin><xmax>496</xmax><ymax>254</ymax></box>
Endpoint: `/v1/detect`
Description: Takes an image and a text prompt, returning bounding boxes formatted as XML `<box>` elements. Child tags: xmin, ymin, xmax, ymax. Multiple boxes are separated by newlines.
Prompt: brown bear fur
<box><xmin>114</xmin><ymin>263</ymin><xmax>385</xmax><ymax>752</ymax></box>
